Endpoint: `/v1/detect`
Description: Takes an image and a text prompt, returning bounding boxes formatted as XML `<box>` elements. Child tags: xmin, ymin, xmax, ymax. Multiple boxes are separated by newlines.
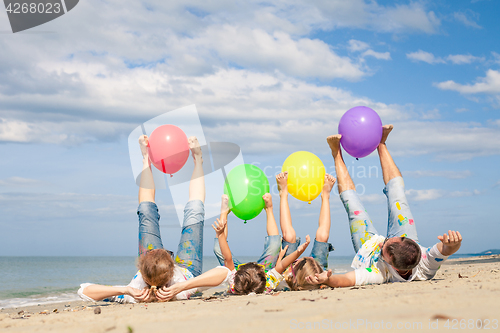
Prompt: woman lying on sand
<box><xmin>78</xmin><ymin>135</ymin><xmax>205</xmax><ymax>303</ymax></box>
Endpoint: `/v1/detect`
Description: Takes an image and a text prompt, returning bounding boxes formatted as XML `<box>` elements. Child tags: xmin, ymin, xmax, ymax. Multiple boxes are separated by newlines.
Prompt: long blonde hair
<box><xmin>284</xmin><ymin>257</ymin><xmax>323</xmax><ymax>291</ymax></box>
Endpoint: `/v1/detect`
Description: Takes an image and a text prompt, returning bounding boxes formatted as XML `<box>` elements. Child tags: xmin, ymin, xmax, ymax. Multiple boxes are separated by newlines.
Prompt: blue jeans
<box><xmin>283</xmin><ymin>237</ymin><xmax>334</xmax><ymax>270</ymax></box>
<box><xmin>310</xmin><ymin>239</ymin><xmax>335</xmax><ymax>270</ymax></box>
<box><xmin>137</xmin><ymin>200</ymin><xmax>205</xmax><ymax>277</ymax></box>
<box><xmin>340</xmin><ymin>176</ymin><xmax>418</xmax><ymax>253</ymax></box>
<box><xmin>214</xmin><ymin>235</ymin><xmax>283</xmax><ymax>272</ymax></box>
<box><xmin>282</xmin><ymin>237</ymin><xmax>301</xmax><ymax>257</ymax></box>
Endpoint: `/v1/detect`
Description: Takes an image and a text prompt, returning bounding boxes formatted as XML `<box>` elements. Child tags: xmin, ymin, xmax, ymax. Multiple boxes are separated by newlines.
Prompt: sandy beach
<box><xmin>1</xmin><ymin>255</ymin><xmax>499</xmax><ymax>333</ymax></box>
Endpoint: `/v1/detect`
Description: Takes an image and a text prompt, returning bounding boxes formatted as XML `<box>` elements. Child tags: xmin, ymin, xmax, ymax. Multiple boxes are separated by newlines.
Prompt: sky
<box><xmin>0</xmin><ymin>0</ymin><xmax>499</xmax><ymax>258</ymax></box>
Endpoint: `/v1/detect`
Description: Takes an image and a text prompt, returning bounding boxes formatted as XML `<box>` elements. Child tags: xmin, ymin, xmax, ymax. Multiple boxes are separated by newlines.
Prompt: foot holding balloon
<box><xmin>327</xmin><ymin>135</ymin><xmax>342</xmax><ymax>158</ymax></box>
<box><xmin>379</xmin><ymin>124</ymin><xmax>393</xmax><ymax>145</ymax></box>
<box><xmin>188</xmin><ymin>136</ymin><xmax>203</xmax><ymax>164</ymax></box>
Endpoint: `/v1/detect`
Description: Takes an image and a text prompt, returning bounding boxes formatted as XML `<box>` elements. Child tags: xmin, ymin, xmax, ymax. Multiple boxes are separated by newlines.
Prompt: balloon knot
<box><xmin>308</xmin><ymin>201</ymin><xmax>311</xmax><ymax>204</ymax></box>
<box><xmin>356</xmin><ymin>158</ymin><xmax>359</xmax><ymax>161</ymax></box>
<box><xmin>244</xmin><ymin>221</ymin><xmax>247</xmax><ymax>224</ymax></box>
<box><xmin>170</xmin><ymin>174</ymin><xmax>173</xmax><ymax>177</ymax></box>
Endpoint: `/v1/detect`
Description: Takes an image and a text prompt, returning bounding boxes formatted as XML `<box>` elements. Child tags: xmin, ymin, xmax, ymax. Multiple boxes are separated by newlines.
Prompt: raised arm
<box><xmin>275</xmin><ymin>235</ymin><xmax>311</xmax><ymax>274</ymax></box>
<box><xmin>213</xmin><ymin>218</ymin><xmax>235</xmax><ymax>270</ymax></box>
<box><xmin>79</xmin><ymin>284</ymin><xmax>150</xmax><ymax>302</ymax></box>
<box><xmin>305</xmin><ymin>270</ymin><xmax>356</xmax><ymax>288</ymax></box>
<box><xmin>436</xmin><ymin>230</ymin><xmax>462</xmax><ymax>256</ymax></box>
<box><xmin>156</xmin><ymin>267</ymin><xmax>229</xmax><ymax>301</ymax></box>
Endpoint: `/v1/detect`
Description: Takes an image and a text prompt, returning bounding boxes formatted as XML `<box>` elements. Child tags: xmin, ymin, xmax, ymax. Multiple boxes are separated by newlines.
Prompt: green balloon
<box><xmin>224</xmin><ymin>164</ymin><xmax>269</xmax><ymax>221</ymax></box>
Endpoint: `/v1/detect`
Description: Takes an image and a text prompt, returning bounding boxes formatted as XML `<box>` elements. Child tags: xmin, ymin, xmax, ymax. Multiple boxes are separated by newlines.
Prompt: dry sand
<box><xmin>1</xmin><ymin>255</ymin><xmax>499</xmax><ymax>333</ymax></box>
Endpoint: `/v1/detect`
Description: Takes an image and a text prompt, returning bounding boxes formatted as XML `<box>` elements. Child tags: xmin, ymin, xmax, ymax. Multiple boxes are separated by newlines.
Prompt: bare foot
<box><xmin>327</xmin><ymin>134</ymin><xmax>342</xmax><ymax>157</ymax></box>
<box><xmin>262</xmin><ymin>193</ymin><xmax>273</xmax><ymax>209</ymax></box>
<box><xmin>322</xmin><ymin>174</ymin><xmax>336</xmax><ymax>197</ymax></box>
<box><xmin>188</xmin><ymin>136</ymin><xmax>203</xmax><ymax>162</ymax></box>
<box><xmin>138</xmin><ymin>135</ymin><xmax>149</xmax><ymax>160</ymax></box>
<box><xmin>276</xmin><ymin>172</ymin><xmax>288</xmax><ymax>195</ymax></box>
<box><xmin>380</xmin><ymin>124</ymin><xmax>393</xmax><ymax>145</ymax></box>
<box><xmin>220</xmin><ymin>194</ymin><xmax>230</xmax><ymax>217</ymax></box>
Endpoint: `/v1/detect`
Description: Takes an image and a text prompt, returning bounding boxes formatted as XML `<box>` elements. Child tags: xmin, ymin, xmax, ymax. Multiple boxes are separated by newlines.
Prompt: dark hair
<box><xmin>284</xmin><ymin>257</ymin><xmax>323</xmax><ymax>291</ymax></box>
<box><xmin>137</xmin><ymin>249</ymin><xmax>175</xmax><ymax>302</ymax></box>
<box><xmin>233</xmin><ymin>263</ymin><xmax>266</xmax><ymax>295</ymax></box>
<box><xmin>385</xmin><ymin>237</ymin><xmax>421</xmax><ymax>270</ymax></box>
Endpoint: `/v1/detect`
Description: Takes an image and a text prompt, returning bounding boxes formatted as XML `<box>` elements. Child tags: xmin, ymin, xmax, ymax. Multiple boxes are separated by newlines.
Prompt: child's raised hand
<box><xmin>305</xmin><ymin>269</ymin><xmax>332</xmax><ymax>285</ymax></box>
<box><xmin>276</xmin><ymin>245</ymin><xmax>289</xmax><ymax>265</ymax></box>
<box><xmin>297</xmin><ymin>235</ymin><xmax>311</xmax><ymax>255</ymax></box>
<box><xmin>212</xmin><ymin>218</ymin><xmax>227</xmax><ymax>238</ymax></box>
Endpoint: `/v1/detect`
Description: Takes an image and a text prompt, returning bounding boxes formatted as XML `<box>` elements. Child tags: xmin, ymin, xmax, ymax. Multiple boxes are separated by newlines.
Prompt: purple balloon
<box><xmin>338</xmin><ymin>106</ymin><xmax>383</xmax><ymax>158</ymax></box>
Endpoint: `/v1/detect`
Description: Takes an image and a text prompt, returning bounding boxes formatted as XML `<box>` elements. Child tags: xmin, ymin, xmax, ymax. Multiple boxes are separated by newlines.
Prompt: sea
<box><xmin>0</xmin><ymin>255</ymin><xmax>355</xmax><ymax>309</ymax></box>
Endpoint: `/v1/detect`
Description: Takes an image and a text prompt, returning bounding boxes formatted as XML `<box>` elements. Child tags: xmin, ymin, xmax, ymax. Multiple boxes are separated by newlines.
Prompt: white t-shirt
<box><xmin>78</xmin><ymin>265</ymin><xmax>197</xmax><ymax>303</ymax></box>
<box><xmin>352</xmin><ymin>235</ymin><xmax>449</xmax><ymax>286</ymax></box>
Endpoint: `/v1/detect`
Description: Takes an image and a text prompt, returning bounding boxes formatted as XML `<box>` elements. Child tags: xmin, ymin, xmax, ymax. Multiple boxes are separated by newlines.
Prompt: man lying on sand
<box><xmin>306</xmin><ymin>125</ymin><xmax>462</xmax><ymax>287</ymax></box>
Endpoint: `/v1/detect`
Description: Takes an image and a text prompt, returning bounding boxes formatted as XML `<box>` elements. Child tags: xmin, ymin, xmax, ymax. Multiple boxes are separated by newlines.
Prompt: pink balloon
<box><xmin>147</xmin><ymin>125</ymin><xmax>189</xmax><ymax>175</ymax></box>
<box><xmin>338</xmin><ymin>106</ymin><xmax>382</xmax><ymax>158</ymax></box>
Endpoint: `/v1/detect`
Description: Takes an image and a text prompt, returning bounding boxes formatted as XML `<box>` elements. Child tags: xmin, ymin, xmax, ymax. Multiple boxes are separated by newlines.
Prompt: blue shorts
<box><xmin>310</xmin><ymin>239</ymin><xmax>335</xmax><ymax>270</ymax></box>
<box><xmin>137</xmin><ymin>200</ymin><xmax>205</xmax><ymax>277</ymax></box>
<box><xmin>340</xmin><ymin>176</ymin><xmax>418</xmax><ymax>253</ymax></box>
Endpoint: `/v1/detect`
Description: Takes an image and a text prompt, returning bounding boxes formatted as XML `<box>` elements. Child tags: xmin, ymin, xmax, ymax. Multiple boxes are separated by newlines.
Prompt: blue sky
<box><xmin>0</xmin><ymin>0</ymin><xmax>499</xmax><ymax>257</ymax></box>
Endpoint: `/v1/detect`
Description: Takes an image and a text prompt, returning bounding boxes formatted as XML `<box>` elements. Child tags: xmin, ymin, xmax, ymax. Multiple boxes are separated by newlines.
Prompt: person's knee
<box><xmin>282</xmin><ymin>230</ymin><xmax>296</xmax><ymax>243</ymax></box>
<box><xmin>315</xmin><ymin>229</ymin><xmax>329</xmax><ymax>243</ymax></box>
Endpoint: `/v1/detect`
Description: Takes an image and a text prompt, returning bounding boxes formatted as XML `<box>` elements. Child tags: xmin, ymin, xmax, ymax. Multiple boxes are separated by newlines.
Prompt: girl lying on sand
<box><xmin>154</xmin><ymin>172</ymin><xmax>337</xmax><ymax>301</ymax></box>
<box><xmin>78</xmin><ymin>135</ymin><xmax>205</xmax><ymax>303</ymax></box>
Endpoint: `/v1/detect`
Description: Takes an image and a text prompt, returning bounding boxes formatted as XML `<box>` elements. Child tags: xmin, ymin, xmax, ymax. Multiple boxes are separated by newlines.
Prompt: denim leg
<box><xmin>256</xmin><ymin>235</ymin><xmax>282</xmax><ymax>271</ymax></box>
<box><xmin>137</xmin><ymin>201</ymin><xmax>163</xmax><ymax>257</ymax></box>
<box><xmin>384</xmin><ymin>176</ymin><xmax>418</xmax><ymax>242</ymax></box>
<box><xmin>310</xmin><ymin>239</ymin><xmax>335</xmax><ymax>270</ymax></box>
<box><xmin>281</xmin><ymin>237</ymin><xmax>301</xmax><ymax>257</ymax></box>
<box><xmin>175</xmin><ymin>200</ymin><xmax>205</xmax><ymax>277</ymax></box>
<box><xmin>213</xmin><ymin>238</ymin><xmax>242</xmax><ymax>267</ymax></box>
<box><xmin>339</xmin><ymin>190</ymin><xmax>379</xmax><ymax>253</ymax></box>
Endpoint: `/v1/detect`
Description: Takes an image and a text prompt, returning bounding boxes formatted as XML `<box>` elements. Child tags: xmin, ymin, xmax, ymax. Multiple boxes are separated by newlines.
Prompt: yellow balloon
<box><xmin>282</xmin><ymin>151</ymin><xmax>326</xmax><ymax>203</ymax></box>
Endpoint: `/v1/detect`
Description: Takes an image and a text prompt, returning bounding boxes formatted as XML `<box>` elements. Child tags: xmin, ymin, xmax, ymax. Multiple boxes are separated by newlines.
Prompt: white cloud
<box><xmin>435</xmin><ymin>70</ymin><xmax>500</xmax><ymax>94</ymax></box>
<box><xmin>361</xmin><ymin>50</ymin><xmax>391</xmax><ymax>60</ymax></box>
<box><xmin>197</xmin><ymin>26</ymin><xmax>365</xmax><ymax>80</ymax></box>
<box><xmin>493</xmin><ymin>52</ymin><xmax>500</xmax><ymax>64</ymax></box>
<box><xmin>407</xmin><ymin>51</ymin><xmax>483</xmax><ymax>65</ymax></box>
<box><xmin>348</xmin><ymin>40</ymin><xmax>390</xmax><ymax>61</ymax></box>
<box><xmin>0</xmin><ymin>192</ymin><xmax>137</xmax><ymax>218</ymax></box>
<box><xmin>404</xmin><ymin>170</ymin><xmax>472</xmax><ymax>179</ymax></box>
<box><xmin>376</xmin><ymin>121</ymin><xmax>500</xmax><ymax>161</ymax></box>
<box><xmin>314</xmin><ymin>1</ymin><xmax>440</xmax><ymax>34</ymax></box>
<box><xmin>453</xmin><ymin>12</ymin><xmax>482</xmax><ymax>29</ymax></box>
<box><xmin>446</xmin><ymin>54</ymin><xmax>484</xmax><ymax>65</ymax></box>
<box><xmin>359</xmin><ymin>193</ymin><xmax>386</xmax><ymax>204</ymax></box>
<box><xmin>0</xmin><ymin>177</ymin><xmax>46</xmax><ymax>187</ymax></box>
<box><xmin>348</xmin><ymin>40</ymin><xmax>370</xmax><ymax>52</ymax></box>
<box><xmin>406</xmin><ymin>50</ymin><xmax>445</xmax><ymax>64</ymax></box>
<box><xmin>405</xmin><ymin>188</ymin><xmax>476</xmax><ymax>201</ymax></box>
